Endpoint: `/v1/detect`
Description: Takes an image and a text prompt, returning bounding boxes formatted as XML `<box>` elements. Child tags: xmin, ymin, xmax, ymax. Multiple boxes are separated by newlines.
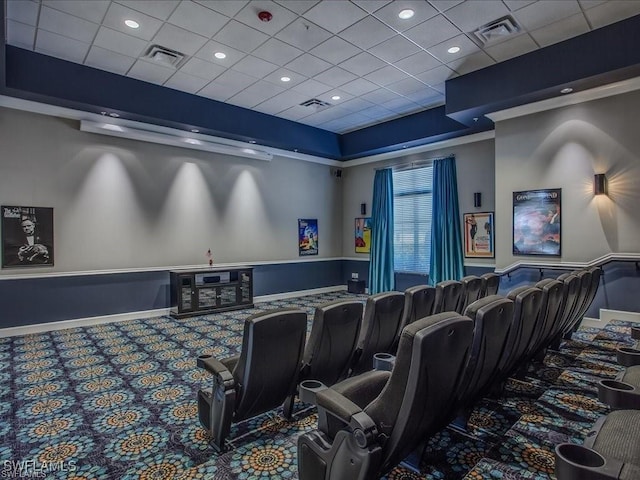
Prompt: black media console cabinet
<box><xmin>170</xmin><ymin>267</ymin><xmax>253</xmax><ymax>318</ymax></box>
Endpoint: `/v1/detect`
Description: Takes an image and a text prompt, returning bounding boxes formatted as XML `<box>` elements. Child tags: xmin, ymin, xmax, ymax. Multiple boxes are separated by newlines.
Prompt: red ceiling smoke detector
<box><xmin>258</xmin><ymin>11</ymin><xmax>272</xmax><ymax>22</ymax></box>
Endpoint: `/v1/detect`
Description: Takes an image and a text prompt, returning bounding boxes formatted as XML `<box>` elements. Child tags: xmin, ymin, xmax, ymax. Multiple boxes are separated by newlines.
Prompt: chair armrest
<box><xmin>316</xmin><ymin>389</ymin><xmax>379</xmax><ymax>448</ymax></box>
<box><xmin>196</xmin><ymin>355</ymin><xmax>234</xmax><ymax>388</ymax></box>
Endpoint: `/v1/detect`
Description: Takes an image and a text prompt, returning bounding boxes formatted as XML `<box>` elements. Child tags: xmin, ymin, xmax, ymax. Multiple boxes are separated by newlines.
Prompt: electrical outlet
<box><xmin>351</xmin><ymin>273</ymin><xmax>359</xmax><ymax>280</ymax></box>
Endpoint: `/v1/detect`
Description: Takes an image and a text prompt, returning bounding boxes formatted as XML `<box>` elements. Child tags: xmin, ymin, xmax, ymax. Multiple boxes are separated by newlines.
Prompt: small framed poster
<box><xmin>464</xmin><ymin>212</ymin><xmax>494</xmax><ymax>258</ymax></box>
<box><xmin>355</xmin><ymin>217</ymin><xmax>372</xmax><ymax>254</ymax></box>
<box><xmin>513</xmin><ymin>188</ymin><xmax>561</xmax><ymax>256</ymax></box>
<box><xmin>298</xmin><ymin>219</ymin><xmax>318</xmax><ymax>256</ymax></box>
<box><xmin>2</xmin><ymin>206</ymin><xmax>54</xmax><ymax>268</ymax></box>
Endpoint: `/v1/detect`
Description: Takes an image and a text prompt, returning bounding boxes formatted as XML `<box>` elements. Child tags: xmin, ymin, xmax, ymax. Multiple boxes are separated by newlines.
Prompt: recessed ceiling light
<box><xmin>185</xmin><ymin>138</ymin><xmax>200</xmax><ymax>145</ymax></box>
<box><xmin>331</xmin><ymin>95</ymin><xmax>340</xmax><ymax>101</ymax></box>
<box><xmin>108</xmin><ymin>112</ymin><xmax>120</xmax><ymax>118</ymax></box>
<box><xmin>398</xmin><ymin>9</ymin><xmax>414</xmax><ymax>19</ymax></box>
<box><xmin>448</xmin><ymin>46</ymin><xmax>461</xmax><ymax>54</ymax></box>
<box><xmin>124</xmin><ymin>19</ymin><xmax>139</xmax><ymax>29</ymax></box>
<box><xmin>214</xmin><ymin>52</ymin><xmax>226</xmax><ymax>59</ymax></box>
<box><xmin>191</xmin><ymin>129</ymin><xmax>199</xmax><ymax>133</ymax></box>
<box><xmin>560</xmin><ymin>87</ymin><xmax>573</xmax><ymax>94</ymax></box>
<box><xmin>249</xmin><ymin>140</ymin><xmax>257</xmax><ymax>144</ymax></box>
<box><xmin>280</xmin><ymin>76</ymin><xmax>291</xmax><ymax>82</ymax></box>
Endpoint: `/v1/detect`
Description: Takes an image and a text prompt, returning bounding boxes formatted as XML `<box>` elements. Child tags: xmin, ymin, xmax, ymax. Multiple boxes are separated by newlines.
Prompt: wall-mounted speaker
<box><xmin>474</xmin><ymin>192</ymin><xmax>482</xmax><ymax>208</ymax></box>
<box><xmin>360</xmin><ymin>203</ymin><xmax>367</xmax><ymax>215</ymax></box>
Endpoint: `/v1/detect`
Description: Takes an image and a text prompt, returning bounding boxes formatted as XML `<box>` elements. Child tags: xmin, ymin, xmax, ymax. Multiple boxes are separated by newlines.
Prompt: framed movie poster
<box><xmin>513</xmin><ymin>189</ymin><xmax>561</xmax><ymax>256</ymax></box>
<box><xmin>2</xmin><ymin>206</ymin><xmax>54</xmax><ymax>268</ymax></box>
<box><xmin>355</xmin><ymin>217</ymin><xmax>372</xmax><ymax>254</ymax></box>
<box><xmin>464</xmin><ymin>212</ymin><xmax>494</xmax><ymax>258</ymax></box>
<box><xmin>298</xmin><ymin>219</ymin><xmax>318</xmax><ymax>256</ymax></box>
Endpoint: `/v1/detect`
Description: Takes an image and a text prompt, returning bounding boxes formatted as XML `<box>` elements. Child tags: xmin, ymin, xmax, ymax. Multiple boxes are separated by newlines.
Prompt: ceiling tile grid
<box><xmin>4</xmin><ymin>0</ymin><xmax>640</xmax><ymax>134</ymax></box>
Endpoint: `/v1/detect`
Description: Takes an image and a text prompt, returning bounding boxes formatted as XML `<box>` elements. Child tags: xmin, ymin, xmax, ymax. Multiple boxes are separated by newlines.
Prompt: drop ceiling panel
<box><xmin>364</xmin><ymin>65</ymin><xmax>408</xmax><ymax>87</ymax></box>
<box><xmin>585</xmin><ymin>0</ymin><xmax>640</xmax><ymax>29</ymax></box>
<box><xmin>116</xmin><ymin>0</ymin><xmax>180</xmax><ymax>21</ymax></box>
<box><xmin>404</xmin><ymin>15</ymin><xmax>460</xmax><ymax>50</ymax></box>
<box><xmin>284</xmin><ymin>53</ymin><xmax>332</xmax><ymax>77</ymax></box>
<box><xmin>339</xmin><ymin>51</ymin><xmax>387</xmax><ymax>76</ymax></box>
<box><xmin>275</xmin><ymin>18</ymin><xmax>333</xmax><ymax>51</ymax></box>
<box><xmin>167</xmin><ymin>1</ymin><xmax>230</xmax><ymax>38</ymax></box>
<box><xmin>42</xmin><ymin>0</ymin><xmax>110</xmax><ymax>24</ymax></box>
<box><xmin>194</xmin><ymin>40</ymin><xmax>245</xmax><ymax>67</ymax></box>
<box><xmin>39</xmin><ymin>6</ymin><xmax>100</xmax><ymax>44</ymax></box>
<box><xmin>93</xmin><ymin>26</ymin><xmax>149</xmax><ymax>57</ymax></box>
<box><xmin>367</xmin><ymin>35</ymin><xmax>422</xmax><ymax>63</ymax></box>
<box><xmin>6</xmin><ymin>20</ymin><xmax>35</xmax><ymax>50</ymax></box>
<box><xmin>373</xmin><ymin>1</ymin><xmax>439</xmax><ymax>31</ymax></box>
<box><xmin>164</xmin><ymin>70</ymin><xmax>210</xmax><ymax>94</ymax></box>
<box><xmin>180</xmin><ymin>57</ymin><xmax>226</xmax><ymax>81</ymax></box>
<box><xmin>339</xmin><ymin>16</ymin><xmax>396</xmax><ymax>50</ymax></box>
<box><xmin>103</xmin><ymin>2</ymin><xmax>163</xmax><ymax>41</ymax></box>
<box><xmin>35</xmin><ymin>29</ymin><xmax>91</xmax><ymax>63</ymax></box>
<box><xmin>251</xmin><ymin>38</ymin><xmax>304</xmax><ymax>66</ymax></box>
<box><xmin>274</xmin><ymin>1</ymin><xmax>320</xmax><ymax>16</ymax></box>
<box><xmin>213</xmin><ymin>20</ymin><xmax>270</xmax><ymax>53</ymax></box>
<box><xmin>513</xmin><ymin>0</ymin><xmax>582</xmax><ymax>32</ymax></box>
<box><xmin>393</xmin><ymin>50</ymin><xmax>442</xmax><ymax>75</ymax></box>
<box><xmin>7</xmin><ymin>0</ymin><xmax>40</xmax><ymax>26</ymax></box>
<box><xmin>314</xmin><ymin>67</ymin><xmax>359</xmax><ymax>88</ymax></box>
<box><xmin>302</xmin><ymin>1</ymin><xmax>368</xmax><ymax>34</ymax></box>
<box><xmin>85</xmin><ymin>45</ymin><xmax>136</xmax><ymax>74</ymax></box>
<box><xmin>530</xmin><ymin>13</ymin><xmax>590</xmax><ymax>48</ymax></box>
<box><xmin>483</xmin><ymin>33</ymin><xmax>538</xmax><ymax>63</ymax></box>
<box><xmin>310</xmin><ymin>37</ymin><xmax>362</xmax><ymax>64</ymax></box>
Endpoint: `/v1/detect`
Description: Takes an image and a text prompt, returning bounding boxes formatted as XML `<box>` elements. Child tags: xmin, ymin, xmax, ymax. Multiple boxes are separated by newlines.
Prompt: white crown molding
<box><xmin>486</xmin><ymin>75</ymin><xmax>640</xmax><ymax>123</ymax></box>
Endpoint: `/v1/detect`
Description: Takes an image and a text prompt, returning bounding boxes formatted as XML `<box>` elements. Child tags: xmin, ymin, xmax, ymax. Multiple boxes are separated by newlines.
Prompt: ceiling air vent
<box><xmin>473</xmin><ymin>15</ymin><xmax>521</xmax><ymax>45</ymax></box>
<box><xmin>300</xmin><ymin>98</ymin><xmax>331</xmax><ymax>112</ymax></box>
<box><xmin>144</xmin><ymin>45</ymin><xmax>186</xmax><ymax>68</ymax></box>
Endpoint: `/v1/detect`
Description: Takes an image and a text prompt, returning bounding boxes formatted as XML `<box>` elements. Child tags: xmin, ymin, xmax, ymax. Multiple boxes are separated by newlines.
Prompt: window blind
<box><xmin>393</xmin><ymin>165</ymin><xmax>433</xmax><ymax>274</ymax></box>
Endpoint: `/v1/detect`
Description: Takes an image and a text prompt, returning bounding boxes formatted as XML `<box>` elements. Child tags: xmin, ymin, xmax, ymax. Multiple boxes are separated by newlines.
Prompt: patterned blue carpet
<box><xmin>0</xmin><ymin>291</ymin><xmax>635</xmax><ymax>479</ymax></box>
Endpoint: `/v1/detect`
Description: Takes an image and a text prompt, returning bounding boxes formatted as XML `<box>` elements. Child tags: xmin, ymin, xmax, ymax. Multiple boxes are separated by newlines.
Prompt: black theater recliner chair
<box><xmin>458</xmin><ymin>275</ymin><xmax>485</xmax><ymax>314</ymax></box>
<box><xmin>433</xmin><ymin>280</ymin><xmax>464</xmax><ymax>314</ymax></box>
<box><xmin>297</xmin><ymin>312</ymin><xmax>474</xmax><ymax>480</ymax></box>
<box><xmin>196</xmin><ymin>308</ymin><xmax>307</xmax><ymax>451</ymax></box>
<box><xmin>350</xmin><ymin>291</ymin><xmax>405</xmax><ymax>375</ymax></box>
<box><xmin>555</xmin><ymin>410</ymin><xmax>640</xmax><ymax>479</ymax></box>
<box><xmin>397</xmin><ymin>285</ymin><xmax>436</xmax><ymax>333</ymax></box>
<box><xmin>284</xmin><ymin>300</ymin><xmax>364</xmax><ymax>413</ymax></box>
<box><xmin>481</xmin><ymin>272</ymin><xmax>501</xmax><ymax>296</ymax></box>
<box><xmin>454</xmin><ymin>295</ymin><xmax>514</xmax><ymax>425</ymax></box>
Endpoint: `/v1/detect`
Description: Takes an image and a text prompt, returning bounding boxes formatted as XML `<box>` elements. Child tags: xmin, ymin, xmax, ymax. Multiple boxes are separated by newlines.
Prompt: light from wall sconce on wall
<box><xmin>473</xmin><ymin>192</ymin><xmax>482</xmax><ymax>208</ymax></box>
<box><xmin>360</xmin><ymin>203</ymin><xmax>367</xmax><ymax>215</ymax></box>
<box><xmin>594</xmin><ymin>173</ymin><xmax>607</xmax><ymax>195</ymax></box>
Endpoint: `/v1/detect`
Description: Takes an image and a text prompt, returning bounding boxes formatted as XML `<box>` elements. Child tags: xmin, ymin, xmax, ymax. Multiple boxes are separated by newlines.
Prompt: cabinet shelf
<box><xmin>170</xmin><ymin>267</ymin><xmax>253</xmax><ymax>318</ymax></box>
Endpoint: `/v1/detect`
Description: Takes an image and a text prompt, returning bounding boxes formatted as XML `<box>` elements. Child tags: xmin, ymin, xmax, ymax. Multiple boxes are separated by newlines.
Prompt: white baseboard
<box><xmin>0</xmin><ymin>308</ymin><xmax>171</xmax><ymax>338</ymax></box>
<box><xmin>0</xmin><ymin>285</ymin><xmax>349</xmax><ymax>338</ymax></box>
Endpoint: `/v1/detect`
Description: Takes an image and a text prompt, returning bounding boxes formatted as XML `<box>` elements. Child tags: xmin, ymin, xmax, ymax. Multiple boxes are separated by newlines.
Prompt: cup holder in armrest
<box><xmin>631</xmin><ymin>326</ymin><xmax>640</xmax><ymax>340</ymax></box>
<box><xmin>616</xmin><ymin>347</ymin><xmax>640</xmax><ymax>367</ymax></box>
<box><xmin>196</xmin><ymin>354</ymin><xmax>213</xmax><ymax>369</ymax></box>
<box><xmin>555</xmin><ymin>443</ymin><xmax>622</xmax><ymax>480</ymax></box>
<box><xmin>373</xmin><ymin>353</ymin><xmax>395</xmax><ymax>372</ymax></box>
<box><xmin>598</xmin><ymin>379</ymin><xmax>640</xmax><ymax>410</ymax></box>
<box><xmin>299</xmin><ymin>379</ymin><xmax>328</xmax><ymax>405</ymax></box>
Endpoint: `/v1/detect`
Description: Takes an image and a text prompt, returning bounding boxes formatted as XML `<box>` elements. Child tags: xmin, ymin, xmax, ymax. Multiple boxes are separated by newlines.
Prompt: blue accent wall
<box><xmin>1</xmin><ymin>260</ymin><xmax>637</xmax><ymax>330</ymax></box>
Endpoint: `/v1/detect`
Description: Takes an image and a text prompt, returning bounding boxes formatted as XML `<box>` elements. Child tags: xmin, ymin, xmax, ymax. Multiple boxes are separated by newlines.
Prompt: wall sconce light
<box><xmin>594</xmin><ymin>173</ymin><xmax>607</xmax><ymax>195</ymax></box>
<box><xmin>473</xmin><ymin>192</ymin><xmax>482</xmax><ymax>208</ymax></box>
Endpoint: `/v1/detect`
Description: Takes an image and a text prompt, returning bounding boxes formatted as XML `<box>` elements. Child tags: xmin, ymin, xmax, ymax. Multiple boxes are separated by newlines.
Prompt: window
<box><xmin>393</xmin><ymin>165</ymin><xmax>433</xmax><ymax>274</ymax></box>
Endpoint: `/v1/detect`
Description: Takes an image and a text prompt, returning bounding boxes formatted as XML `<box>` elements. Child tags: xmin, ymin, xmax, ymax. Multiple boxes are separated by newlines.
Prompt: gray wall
<box><xmin>494</xmin><ymin>90</ymin><xmax>640</xmax><ymax>269</ymax></box>
<box><xmin>0</xmin><ymin>107</ymin><xmax>343</xmax><ymax>275</ymax></box>
<box><xmin>341</xmin><ymin>138</ymin><xmax>496</xmax><ymax>272</ymax></box>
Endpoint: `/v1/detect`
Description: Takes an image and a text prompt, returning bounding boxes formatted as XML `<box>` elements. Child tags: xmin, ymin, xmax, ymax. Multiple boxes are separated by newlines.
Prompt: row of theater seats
<box><xmin>555</xmin><ymin>325</ymin><xmax>640</xmax><ymax>479</ymax></box>
<box><xmin>194</xmin><ymin>266</ymin><xmax>601</xmax><ymax>469</ymax></box>
<box><xmin>297</xmin><ymin>266</ymin><xmax>603</xmax><ymax>480</ymax></box>
<box><xmin>193</xmin><ymin>272</ymin><xmax>501</xmax><ymax>452</ymax></box>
